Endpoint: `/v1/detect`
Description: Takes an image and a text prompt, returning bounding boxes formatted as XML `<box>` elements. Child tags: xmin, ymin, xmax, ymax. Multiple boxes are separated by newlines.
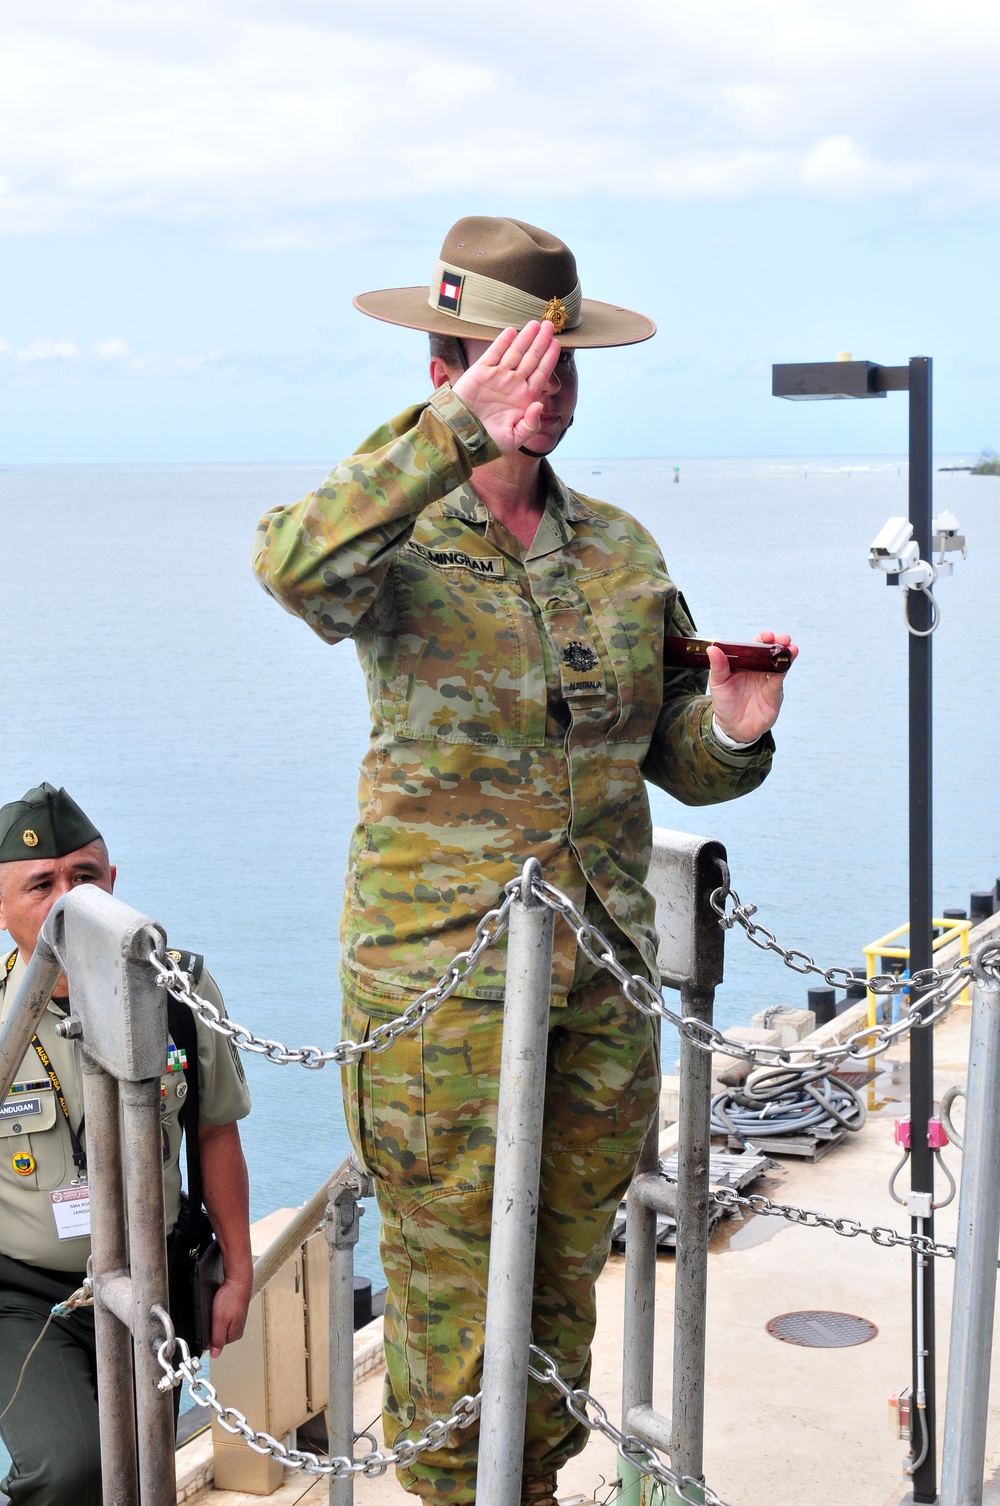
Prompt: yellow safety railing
<box><xmin>864</xmin><ymin>917</ymin><xmax>973</xmax><ymax>1028</ymax></box>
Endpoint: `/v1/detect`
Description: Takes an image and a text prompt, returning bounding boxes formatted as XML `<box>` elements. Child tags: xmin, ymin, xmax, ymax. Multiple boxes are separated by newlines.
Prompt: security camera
<box><xmin>869</xmin><ymin>516</ymin><xmax>914</xmax><ymax>561</ymax></box>
<box><xmin>932</xmin><ymin>509</ymin><xmax>960</xmax><ymax>538</ymax></box>
<box><xmin>932</xmin><ymin>509</ymin><xmax>967</xmax><ymax>562</ymax></box>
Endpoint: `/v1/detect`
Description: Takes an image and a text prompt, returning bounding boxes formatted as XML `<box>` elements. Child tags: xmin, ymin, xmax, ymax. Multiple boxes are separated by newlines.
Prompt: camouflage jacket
<box><xmin>253</xmin><ymin>386</ymin><xmax>774</xmax><ymax>1001</ymax></box>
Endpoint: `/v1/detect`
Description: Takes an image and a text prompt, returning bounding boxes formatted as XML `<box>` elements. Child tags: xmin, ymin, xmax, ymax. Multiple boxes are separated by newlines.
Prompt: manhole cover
<box><xmin>766</xmin><ymin>1310</ymin><xmax>878</xmax><ymax>1347</ymax></box>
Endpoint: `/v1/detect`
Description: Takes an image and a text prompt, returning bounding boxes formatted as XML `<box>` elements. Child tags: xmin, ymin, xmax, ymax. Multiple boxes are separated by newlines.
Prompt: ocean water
<box><xmin>1</xmin><ymin>454</ymin><xmax>998</xmax><ymax>1299</ymax></box>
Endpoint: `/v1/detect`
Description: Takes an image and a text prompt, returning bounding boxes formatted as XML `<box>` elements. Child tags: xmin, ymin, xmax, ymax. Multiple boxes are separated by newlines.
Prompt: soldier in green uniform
<box><xmin>253</xmin><ymin>217</ymin><xmax>796</xmax><ymax>1504</ymax></box>
<box><xmin>0</xmin><ymin>784</ymin><xmax>253</xmax><ymax>1506</ymax></box>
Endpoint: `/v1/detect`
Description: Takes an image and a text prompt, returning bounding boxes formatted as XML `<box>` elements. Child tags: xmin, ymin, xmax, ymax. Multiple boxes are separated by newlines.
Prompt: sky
<box><xmin>2</xmin><ymin>0</ymin><xmax>999</xmax><ymax>462</ymax></box>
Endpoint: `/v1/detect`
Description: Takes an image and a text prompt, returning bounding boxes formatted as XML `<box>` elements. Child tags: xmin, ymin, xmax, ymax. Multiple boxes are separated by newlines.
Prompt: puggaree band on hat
<box><xmin>354</xmin><ymin>215</ymin><xmax>655</xmax><ymax>350</ymax></box>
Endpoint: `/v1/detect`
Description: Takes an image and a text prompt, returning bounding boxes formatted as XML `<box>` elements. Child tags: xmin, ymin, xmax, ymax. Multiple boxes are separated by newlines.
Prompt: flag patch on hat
<box><xmin>437</xmin><ymin>269</ymin><xmax>464</xmax><ymax>313</ymax></box>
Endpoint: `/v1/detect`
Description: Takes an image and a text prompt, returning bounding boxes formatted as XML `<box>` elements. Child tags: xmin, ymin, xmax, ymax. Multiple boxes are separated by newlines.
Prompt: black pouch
<box><xmin>166</xmin><ymin>985</ymin><xmax>224</xmax><ymax>1356</ymax></box>
<box><xmin>168</xmin><ymin>1190</ymin><xmax>222</xmax><ymax>1355</ymax></box>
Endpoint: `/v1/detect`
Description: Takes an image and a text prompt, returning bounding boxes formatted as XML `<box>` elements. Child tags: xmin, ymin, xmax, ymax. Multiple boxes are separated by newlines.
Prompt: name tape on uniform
<box><xmin>0</xmin><ymin>1096</ymin><xmax>42</xmax><ymax>1120</ymax></box>
<box><xmin>410</xmin><ymin>542</ymin><xmax>506</xmax><ymax>577</ymax></box>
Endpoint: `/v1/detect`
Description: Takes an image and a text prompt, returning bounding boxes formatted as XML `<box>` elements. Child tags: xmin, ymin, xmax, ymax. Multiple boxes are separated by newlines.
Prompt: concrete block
<box><xmin>712</xmin><ymin>1026</ymin><xmax>781</xmax><ymax>1086</ymax></box>
<box><xmin>751</xmin><ymin>1007</ymin><xmax>816</xmax><ymax>1047</ymax></box>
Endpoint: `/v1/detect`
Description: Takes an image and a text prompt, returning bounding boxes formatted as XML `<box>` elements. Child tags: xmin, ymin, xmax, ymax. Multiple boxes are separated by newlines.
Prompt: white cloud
<box><xmin>0</xmin><ymin>0</ymin><xmax>998</xmax><ymax>234</ymax></box>
<box><xmin>95</xmin><ymin>336</ymin><xmax>130</xmax><ymax>360</ymax></box>
<box><xmin>16</xmin><ymin>337</ymin><xmax>78</xmax><ymax>361</ymax></box>
<box><xmin>92</xmin><ymin>339</ymin><xmax>223</xmax><ymax>374</ymax></box>
<box><xmin>0</xmin><ymin>333</ymin><xmax>223</xmax><ymax>377</ymax></box>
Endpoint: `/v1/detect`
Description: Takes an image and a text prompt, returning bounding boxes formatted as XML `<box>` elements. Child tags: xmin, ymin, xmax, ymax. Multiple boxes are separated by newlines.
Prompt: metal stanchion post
<box><xmin>940</xmin><ymin>960</ymin><xmax>1000</xmax><ymax>1506</ymax></box>
<box><xmin>618</xmin><ymin>830</ymin><xmax>727</xmax><ymax>1506</ymax></box>
<box><xmin>119</xmin><ymin>1078</ymin><xmax>175</xmax><ymax>1506</ymax></box>
<box><xmin>327</xmin><ymin>1171</ymin><xmax>366</xmax><ymax>1506</ymax></box>
<box><xmin>620</xmin><ymin>1104</ymin><xmax>666</xmax><ymax>1506</ymax></box>
<box><xmin>477</xmin><ymin>858</ymin><xmax>554</xmax><ymax>1506</ymax></box>
<box><xmin>671</xmin><ymin>984</ymin><xmax>713</xmax><ymax>1497</ymax></box>
<box><xmin>81</xmin><ymin>1056</ymin><xmax>139</xmax><ymax>1506</ymax></box>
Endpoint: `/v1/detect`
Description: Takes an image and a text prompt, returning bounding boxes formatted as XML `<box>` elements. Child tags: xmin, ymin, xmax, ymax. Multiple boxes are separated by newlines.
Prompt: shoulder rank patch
<box><xmin>166</xmin><ymin>950</ymin><xmax>205</xmax><ymax>985</ymax></box>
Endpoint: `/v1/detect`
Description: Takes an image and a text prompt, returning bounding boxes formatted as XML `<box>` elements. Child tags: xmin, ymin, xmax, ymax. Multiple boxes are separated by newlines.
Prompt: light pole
<box><xmin>773</xmin><ymin>356</ymin><xmax>938</xmax><ymax>1504</ymax></box>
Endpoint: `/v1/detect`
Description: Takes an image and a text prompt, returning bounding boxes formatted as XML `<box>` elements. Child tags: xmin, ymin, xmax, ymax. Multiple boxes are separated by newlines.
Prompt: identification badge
<box><xmin>50</xmin><ymin>1184</ymin><xmax>91</xmax><ymax>1240</ymax></box>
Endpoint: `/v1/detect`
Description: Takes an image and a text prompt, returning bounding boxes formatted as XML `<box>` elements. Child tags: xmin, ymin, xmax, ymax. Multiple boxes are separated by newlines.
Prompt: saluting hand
<box><xmin>708</xmin><ymin>631</ymin><xmax>798</xmax><ymax>745</ymax></box>
<box><xmin>453</xmin><ymin>320</ymin><xmax>562</xmax><ymax>453</ymax></box>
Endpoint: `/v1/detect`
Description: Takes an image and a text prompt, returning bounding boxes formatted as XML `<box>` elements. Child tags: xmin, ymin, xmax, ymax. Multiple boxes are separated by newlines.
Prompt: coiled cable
<box><xmin>711</xmin><ymin>1065</ymin><xmax>866</xmax><ymax>1146</ymax></box>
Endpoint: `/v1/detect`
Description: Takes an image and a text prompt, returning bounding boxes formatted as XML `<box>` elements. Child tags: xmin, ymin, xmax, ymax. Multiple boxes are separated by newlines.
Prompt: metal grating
<box><xmin>766</xmin><ymin>1310</ymin><xmax>878</xmax><ymax>1348</ymax></box>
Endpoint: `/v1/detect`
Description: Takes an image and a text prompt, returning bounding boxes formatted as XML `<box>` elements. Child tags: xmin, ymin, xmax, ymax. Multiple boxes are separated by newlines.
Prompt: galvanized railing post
<box><xmin>38</xmin><ymin>886</ymin><xmax>172</xmax><ymax>1506</ymax></box>
<box><xmin>670</xmin><ymin>982</ymin><xmax>713</xmax><ymax>1487</ymax></box>
<box><xmin>940</xmin><ymin>955</ymin><xmax>1000</xmax><ymax>1506</ymax></box>
<box><xmin>619</xmin><ymin>830</ymin><xmax>726</xmax><ymax>1506</ymax></box>
<box><xmin>477</xmin><ymin>857</ymin><xmax>555</xmax><ymax>1506</ymax></box>
<box><xmin>326</xmin><ymin>1164</ymin><xmax>371</xmax><ymax>1506</ymax></box>
<box><xmin>622</xmin><ymin>1100</ymin><xmax>671</xmax><ymax>1476</ymax></box>
<box><xmin>81</xmin><ymin>1056</ymin><xmax>139</xmax><ymax>1506</ymax></box>
<box><xmin>119</xmin><ymin>1077</ymin><xmax>175</xmax><ymax>1506</ymax></box>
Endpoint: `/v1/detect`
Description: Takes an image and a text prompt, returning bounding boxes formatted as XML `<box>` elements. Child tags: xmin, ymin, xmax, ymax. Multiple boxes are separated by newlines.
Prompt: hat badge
<box><xmin>542</xmin><ymin>297</ymin><xmax>568</xmax><ymax>334</ymax></box>
<box><xmin>21</xmin><ymin>829</ymin><xmax>38</xmax><ymax>848</ymax></box>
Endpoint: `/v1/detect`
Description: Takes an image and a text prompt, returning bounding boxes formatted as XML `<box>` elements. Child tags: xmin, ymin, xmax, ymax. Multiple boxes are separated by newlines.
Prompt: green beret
<box><xmin>0</xmin><ymin>784</ymin><xmax>102</xmax><ymax>863</ymax></box>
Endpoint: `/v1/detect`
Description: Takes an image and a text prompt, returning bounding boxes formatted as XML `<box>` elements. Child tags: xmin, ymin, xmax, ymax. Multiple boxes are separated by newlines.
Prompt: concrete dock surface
<box><xmin>182</xmin><ymin>980</ymin><xmax>1000</xmax><ymax>1506</ymax></box>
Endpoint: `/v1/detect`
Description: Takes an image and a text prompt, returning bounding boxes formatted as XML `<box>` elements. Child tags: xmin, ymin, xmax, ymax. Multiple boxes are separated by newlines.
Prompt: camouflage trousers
<box><xmin>340</xmin><ymin>925</ymin><xmax>659</xmax><ymax>1504</ymax></box>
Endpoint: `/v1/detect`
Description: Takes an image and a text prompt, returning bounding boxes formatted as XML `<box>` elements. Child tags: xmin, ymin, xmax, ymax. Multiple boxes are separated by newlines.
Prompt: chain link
<box><xmin>147</xmin><ymin>890</ymin><xmax>517</xmax><ymax>1067</ymax></box>
<box><xmin>154</xmin><ymin>1330</ymin><xmax>480</xmax><ymax>1476</ymax></box>
<box><xmin>709</xmin><ymin>1186</ymin><xmax>968</xmax><ymax>1263</ymax></box>
<box><xmin>527</xmin><ymin>1346</ymin><xmax>731</xmax><ymax>1506</ymax></box>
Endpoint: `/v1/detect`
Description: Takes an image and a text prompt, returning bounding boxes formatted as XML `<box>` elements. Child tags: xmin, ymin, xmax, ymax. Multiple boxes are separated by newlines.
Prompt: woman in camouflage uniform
<box><xmin>253</xmin><ymin>217</ymin><xmax>795</xmax><ymax>1505</ymax></box>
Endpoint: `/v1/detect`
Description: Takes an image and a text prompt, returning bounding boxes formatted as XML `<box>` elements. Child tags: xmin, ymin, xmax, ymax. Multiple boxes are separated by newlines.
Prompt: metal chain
<box><xmin>528</xmin><ymin>1346</ymin><xmax>732</xmax><ymax>1506</ymax></box>
<box><xmin>147</xmin><ymin>889</ymin><xmax>517</xmax><ymax>1068</ymax></box>
<box><xmin>708</xmin><ymin>1186</ymin><xmax>971</xmax><ymax>1263</ymax></box>
<box><xmin>153</xmin><ymin>1321</ymin><xmax>726</xmax><ymax>1502</ymax></box>
<box><xmin>154</xmin><ymin>1330</ymin><xmax>480</xmax><ymax>1477</ymax></box>
<box><xmin>709</xmin><ymin>862</ymin><xmax>998</xmax><ymax>1000</ymax></box>
<box><xmin>148</xmin><ymin>864</ymin><xmax>1000</xmax><ymax>1077</ymax></box>
<box><xmin>532</xmin><ymin>874</ymin><xmax>988</xmax><ymax>1073</ymax></box>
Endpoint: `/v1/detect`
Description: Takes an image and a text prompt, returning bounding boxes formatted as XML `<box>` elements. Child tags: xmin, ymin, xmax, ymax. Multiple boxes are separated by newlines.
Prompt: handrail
<box><xmin>251</xmin><ymin>1154</ymin><xmax>361</xmax><ymax>1296</ymax></box>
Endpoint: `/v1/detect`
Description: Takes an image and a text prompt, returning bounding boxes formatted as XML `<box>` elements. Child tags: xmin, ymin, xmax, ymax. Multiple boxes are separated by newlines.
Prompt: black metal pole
<box><xmin>907</xmin><ymin>355</ymin><xmax>937</xmax><ymax>1503</ymax></box>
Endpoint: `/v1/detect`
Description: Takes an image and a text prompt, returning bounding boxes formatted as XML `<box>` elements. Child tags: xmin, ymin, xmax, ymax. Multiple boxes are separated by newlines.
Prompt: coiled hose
<box><xmin>711</xmin><ymin>1064</ymin><xmax>866</xmax><ymax>1144</ymax></box>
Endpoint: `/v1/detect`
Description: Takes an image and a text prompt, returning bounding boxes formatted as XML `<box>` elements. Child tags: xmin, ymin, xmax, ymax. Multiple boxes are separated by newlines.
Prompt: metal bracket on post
<box><xmin>478</xmin><ymin>856</ymin><xmax>555</xmax><ymax>1506</ymax></box>
<box><xmin>621</xmin><ymin>829</ymin><xmax>726</xmax><ymax>1504</ymax></box>
<box><xmin>38</xmin><ymin>885</ymin><xmax>175</xmax><ymax>1506</ymax></box>
<box><xmin>326</xmin><ymin>1161</ymin><xmax>373</xmax><ymax>1506</ymax></box>
<box><xmin>41</xmin><ymin>884</ymin><xmax>167</xmax><ymax>1081</ymax></box>
<box><xmin>940</xmin><ymin>946</ymin><xmax>1000</xmax><ymax>1506</ymax></box>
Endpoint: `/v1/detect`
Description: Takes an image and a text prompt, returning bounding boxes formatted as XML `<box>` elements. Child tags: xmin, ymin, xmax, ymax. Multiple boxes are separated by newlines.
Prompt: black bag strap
<box><xmin>167</xmin><ymin>992</ymin><xmax>203</xmax><ymax>1214</ymax></box>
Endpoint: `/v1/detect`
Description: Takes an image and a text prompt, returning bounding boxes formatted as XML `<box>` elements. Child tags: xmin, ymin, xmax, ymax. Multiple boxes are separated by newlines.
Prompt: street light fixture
<box><xmin>773</xmin><ymin>355</ymin><xmax>938</xmax><ymax>1505</ymax></box>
